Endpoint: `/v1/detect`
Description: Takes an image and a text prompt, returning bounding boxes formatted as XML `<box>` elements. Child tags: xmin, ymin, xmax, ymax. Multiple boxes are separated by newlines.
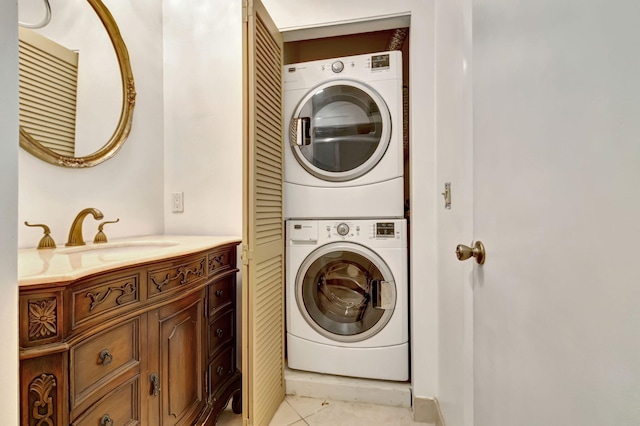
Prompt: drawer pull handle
<box><xmin>216</xmin><ymin>290</ymin><xmax>224</xmax><ymax>297</ymax></box>
<box><xmin>99</xmin><ymin>349</ymin><xmax>113</xmax><ymax>366</ymax></box>
<box><xmin>150</xmin><ymin>373</ymin><xmax>160</xmax><ymax>396</ymax></box>
<box><xmin>100</xmin><ymin>414</ymin><xmax>114</xmax><ymax>426</ymax></box>
<box><xmin>217</xmin><ymin>365</ymin><xmax>225</xmax><ymax>376</ymax></box>
<box><xmin>216</xmin><ymin>328</ymin><xmax>224</xmax><ymax>338</ymax></box>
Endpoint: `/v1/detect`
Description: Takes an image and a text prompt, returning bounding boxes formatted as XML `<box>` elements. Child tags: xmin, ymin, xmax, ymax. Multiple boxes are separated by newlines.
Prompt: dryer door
<box><xmin>289</xmin><ymin>80</ymin><xmax>392</xmax><ymax>182</ymax></box>
<box><xmin>295</xmin><ymin>242</ymin><xmax>397</xmax><ymax>343</ymax></box>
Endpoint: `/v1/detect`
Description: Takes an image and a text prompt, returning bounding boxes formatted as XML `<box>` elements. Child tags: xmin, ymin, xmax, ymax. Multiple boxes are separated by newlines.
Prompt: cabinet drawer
<box><xmin>209</xmin><ymin>346</ymin><xmax>235</xmax><ymax>394</ymax></box>
<box><xmin>207</xmin><ymin>248</ymin><xmax>234</xmax><ymax>276</ymax></box>
<box><xmin>148</xmin><ymin>255</ymin><xmax>206</xmax><ymax>297</ymax></box>
<box><xmin>71</xmin><ymin>273</ymin><xmax>140</xmax><ymax>329</ymax></box>
<box><xmin>208</xmin><ymin>276</ymin><xmax>234</xmax><ymax>315</ymax></box>
<box><xmin>71</xmin><ymin>318</ymin><xmax>140</xmax><ymax>408</ymax></box>
<box><xmin>208</xmin><ymin>310</ymin><xmax>234</xmax><ymax>357</ymax></box>
<box><xmin>71</xmin><ymin>376</ymin><xmax>140</xmax><ymax>426</ymax></box>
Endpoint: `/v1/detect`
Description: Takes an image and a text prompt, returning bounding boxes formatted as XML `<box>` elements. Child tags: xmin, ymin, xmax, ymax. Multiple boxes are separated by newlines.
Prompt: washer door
<box><xmin>296</xmin><ymin>242</ymin><xmax>397</xmax><ymax>343</ymax></box>
<box><xmin>289</xmin><ymin>80</ymin><xmax>392</xmax><ymax>182</ymax></box>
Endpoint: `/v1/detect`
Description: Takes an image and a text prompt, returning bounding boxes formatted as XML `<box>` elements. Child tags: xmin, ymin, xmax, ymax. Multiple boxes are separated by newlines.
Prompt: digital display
<box><xmin>376</xmin><ymin>222</ymin><xmax>395</xmax><ymax>237</ymax></box>
<box><xmin>371</xmin><ymin>54</ymin><xmax>390</xmax><ymax>69</ymax></box>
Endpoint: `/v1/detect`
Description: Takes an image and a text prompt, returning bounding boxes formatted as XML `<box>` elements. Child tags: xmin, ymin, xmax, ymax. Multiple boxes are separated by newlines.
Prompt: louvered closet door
<box><xmin>242</xmin><ymin>1</ymin><xmax>285</xmax><ymax>425</ymax></box>
<box><xmin>18</xmin><ymin>27</ymin><xmax>79</xmax><ymax>156</ymax></box>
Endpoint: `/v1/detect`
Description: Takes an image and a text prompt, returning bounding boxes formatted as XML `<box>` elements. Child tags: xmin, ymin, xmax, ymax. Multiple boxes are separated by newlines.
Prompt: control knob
<box><xmin>331</xmin><ymin>61</ymin><xmax>344</xmax><ymax>73</ymax></box>
<box><xmin>336</xmin><ymin>223</ymin><xmax>350</xmax><ymax>236</ymax></box>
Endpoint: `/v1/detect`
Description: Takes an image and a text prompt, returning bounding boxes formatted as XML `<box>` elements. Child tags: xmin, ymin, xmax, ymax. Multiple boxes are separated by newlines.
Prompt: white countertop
<box><xmin>18</xmin><ymin>235</ymin><xmax>241</xmax><ymax>287</ymax></box>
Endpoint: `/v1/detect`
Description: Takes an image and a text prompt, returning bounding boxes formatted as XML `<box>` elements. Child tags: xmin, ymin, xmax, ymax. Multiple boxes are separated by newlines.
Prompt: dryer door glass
<box><xmin>296</xmin><ymin>243</ymin><xmax>396</xmax><ymax>343</ymax></box>
<box><xmin>290</xmin><ymin>80</ymin><xmax>391</xmax><ymax>182</ymax></box>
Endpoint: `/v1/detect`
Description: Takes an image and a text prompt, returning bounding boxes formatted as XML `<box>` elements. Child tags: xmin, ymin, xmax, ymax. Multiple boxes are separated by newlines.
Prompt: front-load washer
<box><xmin>286</xmin><ymin>219</ymin><xmax>408</xmax><ymax>381</ymax></box>
<box><xmin>283</xmin><ymin>52</ymin><xmax>404</xmax><ymax>219</ymax></box>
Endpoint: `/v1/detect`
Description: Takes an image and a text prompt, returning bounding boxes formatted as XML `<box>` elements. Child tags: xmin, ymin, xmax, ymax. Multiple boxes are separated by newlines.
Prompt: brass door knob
<box><xmin>456</xmin><ymin>241</ymin><xmax>486</xmax><ymax>265</ymax></box>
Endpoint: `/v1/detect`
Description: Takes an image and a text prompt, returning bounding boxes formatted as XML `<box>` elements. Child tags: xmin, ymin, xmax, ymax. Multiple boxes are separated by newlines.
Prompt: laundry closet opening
<box><xmin>281</xmin><ymin>19</ymin><xmax>413</xmax><ymax>392</ymax></box>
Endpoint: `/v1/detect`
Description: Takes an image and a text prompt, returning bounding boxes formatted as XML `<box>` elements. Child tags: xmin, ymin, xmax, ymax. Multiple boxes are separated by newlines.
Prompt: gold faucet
<box><xmin>24</xmin><ymin>222</ymin><xmax>57</xmax><ymax>249</ymax></box>
<box><xmin>93</xmin><ymin>219</ymin><xmax>120</xmax><ymax>244</ymax></box>
<box><xmin>66</xmin><ymin>208</ymin><xmax>104</xmax><ymax>246</ymax></box>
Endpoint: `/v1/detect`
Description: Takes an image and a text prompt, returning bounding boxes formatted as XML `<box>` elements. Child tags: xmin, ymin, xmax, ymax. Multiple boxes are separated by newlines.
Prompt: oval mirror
<box><xmin>18</xmin><ymin>0</ymin><xmax>135</xmax><ymax>168</ymax></box>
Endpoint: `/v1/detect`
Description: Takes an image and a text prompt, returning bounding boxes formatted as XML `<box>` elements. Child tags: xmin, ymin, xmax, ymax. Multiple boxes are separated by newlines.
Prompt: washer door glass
<box><xmin>289</xmin><ymin>80</ymin><xmax>392</xmax><ymax>182</ymax></box>
<box><xmin>296</xmin><ymin>243</ymin><xmax>396</xmax><ymax>343</ymax></box>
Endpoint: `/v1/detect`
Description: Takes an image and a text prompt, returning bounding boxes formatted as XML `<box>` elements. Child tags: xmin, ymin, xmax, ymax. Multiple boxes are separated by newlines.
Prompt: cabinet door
<box><xmin>148</xmin><ymin>291</ymin><xmax>205</xmax><ymax>426</ymax></box>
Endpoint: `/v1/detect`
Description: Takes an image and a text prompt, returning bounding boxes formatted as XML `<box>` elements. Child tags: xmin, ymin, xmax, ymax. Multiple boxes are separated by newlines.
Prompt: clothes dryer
<box><xmin>283</xmin><ymin>52</ymin><xmax>404</xmax><ymax>219</ymax></box>
<box><xmin>286</xmin><ymin>219</ymin><xmax>408</xmax><ymax>381</ymax></box>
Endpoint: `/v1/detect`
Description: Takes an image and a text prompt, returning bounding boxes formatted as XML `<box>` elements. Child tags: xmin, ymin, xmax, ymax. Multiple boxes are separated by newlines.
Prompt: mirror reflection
<box><xmin>17</xmin><ymin>0</ymin><xmax>135</xmax><ymax>168</ymax></box>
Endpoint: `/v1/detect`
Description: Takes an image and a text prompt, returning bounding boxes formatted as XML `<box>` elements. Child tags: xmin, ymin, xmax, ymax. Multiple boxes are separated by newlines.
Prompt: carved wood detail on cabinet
<box><xmin>21</xmin><ymin>351</ymin><xmax>67</xmax><ymax>426</ymax></box>
<box><xmin>207</xmin><ymin>250</ymin><xmax>233</xmax><ymax>275</ymax></box>
<box><xmin>21</xmin><ymin>291</ymin><xmax>63</xmax><ymax>347</ymax></box>
<box><xmin>20</xmin><ymin>242</ymin><xmax>241</xmax><ymax>426</ymax></box>
<box><xmin>72</xmin><ymin>273</ymin><xmax>140</xmax><ymax>329</ymax></box>
<box><xmin>148</xmin><ymin>256</ymin><xmax>206</xmax><ymax>295</ymax></box>
<box><xmin>29</xmin><ymin>373</ymin><xmax>57</xmax><ymax>426</ymax></box>
<box><xmin>28</xmin><ymin>299</ymin><xmax>58</xmax><ymax>341</ymax></box>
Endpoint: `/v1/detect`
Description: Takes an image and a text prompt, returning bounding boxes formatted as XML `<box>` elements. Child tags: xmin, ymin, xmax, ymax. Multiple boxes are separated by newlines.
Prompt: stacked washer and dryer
<box><xmin>283</xmin><ymin>51</ymin><xmax>409</xmax><ymax>381</ymax></box>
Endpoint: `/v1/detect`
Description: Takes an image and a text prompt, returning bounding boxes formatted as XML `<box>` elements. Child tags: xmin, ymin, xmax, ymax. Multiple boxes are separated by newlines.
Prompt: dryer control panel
<box><xmin>283</xmin><ymin>51</ymin><xmax>402</xmax><ymax>89</ymax></box>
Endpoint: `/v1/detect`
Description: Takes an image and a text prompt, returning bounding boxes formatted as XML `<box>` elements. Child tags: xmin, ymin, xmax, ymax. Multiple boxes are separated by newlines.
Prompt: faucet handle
<box><xmin>25</xmin><ymin>222</ymin><xmax>56</xmax><ymax>249</ymax></box>
<box><xmin>93</xmin><ymin>219</ymin><xmax>120</xmax><ymax>244</ymax></box>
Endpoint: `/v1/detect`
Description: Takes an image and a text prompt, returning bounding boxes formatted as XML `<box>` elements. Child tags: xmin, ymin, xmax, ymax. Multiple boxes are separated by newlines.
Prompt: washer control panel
<box><xmin>288</xmin><ymin>220</ymin><xmax>406</xmax><ymax>247</ymax></box>
<box><xmin>375</xmin><ymin>222</ymin><xmax>396</xmax><ymax>238</ymax></box>
<box><xmin>321</xmin><ymin>221</ymin><xmax>401</xmax><ymax>241</ymax></box>
<box><xmin>325</xmin><ymin>222</ymin><xmax>360</xmax><ymax>239</ymax></box>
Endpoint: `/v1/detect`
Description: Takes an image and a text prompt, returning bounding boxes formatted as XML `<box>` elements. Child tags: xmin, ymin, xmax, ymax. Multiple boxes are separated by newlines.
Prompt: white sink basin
<box><xmin>57</xmin><ymin>240</ymin><xmax>180</xmax><ymax>255</ymax></box>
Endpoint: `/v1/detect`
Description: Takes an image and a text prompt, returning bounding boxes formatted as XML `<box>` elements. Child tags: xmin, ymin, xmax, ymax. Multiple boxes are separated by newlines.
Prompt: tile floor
<box><xmin>216</xmin><ymin>395</ymin><xmax>428</xmax><ymax>426</ymax></box>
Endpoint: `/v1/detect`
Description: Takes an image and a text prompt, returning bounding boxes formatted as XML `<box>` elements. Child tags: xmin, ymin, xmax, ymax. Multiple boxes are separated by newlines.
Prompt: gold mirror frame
<box><xmin>19</xmin><ymin>0</ymin><xmax>136</xmax><ymax>168</ymax></box>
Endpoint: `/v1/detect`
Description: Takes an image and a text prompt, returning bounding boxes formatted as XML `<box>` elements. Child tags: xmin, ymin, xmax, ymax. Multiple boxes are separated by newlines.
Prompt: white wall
<box><xmin>162</xmin><ymin>0</ymin><xmax>243</xmax><ymax>237</ymax></box>
<box><xmin>161</xmin><ymin>0</ymin><xmax>245</xmax><ymax>370</ymax></box>
<box><xmin>263</xmin><ymin>0</ymin><xmax>439</xmax><ymax>404</ymax></box>
<box><xmin>0</xmin><ymin>2</ymin><xmax>20</xmax><ymax>423</ymax></box>
<box><xmin>18</xmin><ymin>0</ymin><xmax>165</xmax><ymax>249</ymax></box>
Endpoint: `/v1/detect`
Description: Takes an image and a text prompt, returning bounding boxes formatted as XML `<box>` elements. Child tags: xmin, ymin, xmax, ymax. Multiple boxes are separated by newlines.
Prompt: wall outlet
<box><xmin>171</xmin><ymin>192</ymin><xmax>184</xmax><ymax>213</ymax></box>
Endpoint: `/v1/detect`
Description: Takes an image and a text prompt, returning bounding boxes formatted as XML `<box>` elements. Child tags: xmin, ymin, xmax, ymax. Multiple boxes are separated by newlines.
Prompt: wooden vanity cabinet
<box><xmin>19</xmin><ymin>242</ymin><xmax>241</xmax><ymax>426</ymax></box>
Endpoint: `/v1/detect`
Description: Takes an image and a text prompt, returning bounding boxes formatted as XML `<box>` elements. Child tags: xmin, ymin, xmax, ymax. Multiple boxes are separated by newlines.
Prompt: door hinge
<box><xmin>242</xmin><ymin>0</ymin><xmax>250</xmax><ymax>23</ymax></box>
<box><xmin>241</xmin><ymin>246</ymin><xmax>253</xmax><ymax>265</ymax></box>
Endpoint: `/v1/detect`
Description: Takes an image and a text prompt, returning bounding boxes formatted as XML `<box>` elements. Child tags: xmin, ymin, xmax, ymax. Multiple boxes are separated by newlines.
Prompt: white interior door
<box><xmin>471</xmin><ymin>0</ymin><xmax>640</xmax><ymax>425</ymax></box>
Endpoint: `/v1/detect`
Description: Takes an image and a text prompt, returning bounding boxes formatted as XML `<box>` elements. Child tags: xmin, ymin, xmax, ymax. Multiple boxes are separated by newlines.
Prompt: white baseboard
<box><xmin>413</xmin><ymin>396</ymin><xmax>445</xmax><ymax>425</ymax></box>
<box><xmin>284</xmin><ymin>365</ymin><xmax>412</xmax><ymax>408</ymax></box>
